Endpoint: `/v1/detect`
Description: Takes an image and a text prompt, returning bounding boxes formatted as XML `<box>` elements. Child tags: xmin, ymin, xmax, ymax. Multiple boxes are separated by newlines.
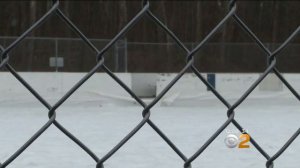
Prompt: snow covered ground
<box><xmin>0</xmin><ymin>72</ymin><xmax>299</xmax><ymax>168</ymax></box>
<box><xmin>0</xmin><ymin>91</ymin><xmax>299</xmax><ymax>168</ymax></box>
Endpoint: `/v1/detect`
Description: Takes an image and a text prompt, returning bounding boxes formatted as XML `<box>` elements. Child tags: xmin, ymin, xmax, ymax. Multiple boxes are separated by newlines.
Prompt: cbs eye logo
<box><xmin>224</xmin><ymin>131</ymin><xmax>250</xmax><ymax>149</ymax></box>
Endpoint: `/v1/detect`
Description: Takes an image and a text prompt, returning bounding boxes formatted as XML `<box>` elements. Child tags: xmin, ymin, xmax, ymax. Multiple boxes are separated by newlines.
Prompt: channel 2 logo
<box><xmin>224</xmin><ymin>129</ymin><xmax>250</xmax><ymax>148</ymax></box>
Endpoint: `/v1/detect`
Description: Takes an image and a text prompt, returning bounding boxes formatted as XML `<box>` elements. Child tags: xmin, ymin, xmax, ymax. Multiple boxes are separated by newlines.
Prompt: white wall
<box><xmin>156</xmin><ymin>73</ymin><xmax>300</xmax><ymax>100</ymax></box>
<box><xmin>0</xmin><ymin>72</ymin><xmax>299</xmax><ymax>102</ymax></box>
<box><xmin>0</xmin><ymin>72</ymin><xmax>132</xmax><ymax>101</ymax></box>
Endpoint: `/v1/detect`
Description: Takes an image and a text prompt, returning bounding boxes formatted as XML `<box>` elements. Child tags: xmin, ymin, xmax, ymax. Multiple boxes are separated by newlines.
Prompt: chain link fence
<box><xmin>0</xmin><ymin>0</ymin><xmax>299</xmax><ymax>168</ymax></box>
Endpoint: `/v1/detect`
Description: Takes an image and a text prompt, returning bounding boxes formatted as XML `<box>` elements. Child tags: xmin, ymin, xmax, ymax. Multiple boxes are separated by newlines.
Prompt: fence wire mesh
<box><xmin>0</xmin><ymin>0</ymin><xmax>299</xmax><ymax>168</ymax></box>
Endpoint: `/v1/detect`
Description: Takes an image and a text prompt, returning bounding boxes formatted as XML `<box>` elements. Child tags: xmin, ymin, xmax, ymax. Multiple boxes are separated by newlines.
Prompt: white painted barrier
<box><xmin>0</xmin><ymin>72</ymin><xmax>131</xmax><ymax>102</ymax></box>
<box><xmin>156</xmin><ymin>73</ymin><xmax>300</xmax><ymax>104</ymax></box>
<box><xmin>131</xmin><ymin>73</ymin><xmax>156</xmax><ymax>98</ymax></box>
<box><xmin>0</xmin><ymin>72</ymin><xmax>299</xmax><ymax>105</ymax></box>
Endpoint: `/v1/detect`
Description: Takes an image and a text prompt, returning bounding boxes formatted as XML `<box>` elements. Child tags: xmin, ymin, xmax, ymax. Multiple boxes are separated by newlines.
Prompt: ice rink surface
<box><xmin>0</xmin><ymin>91</ymin><xmax>299</xmax><ymax>168</ymax></box>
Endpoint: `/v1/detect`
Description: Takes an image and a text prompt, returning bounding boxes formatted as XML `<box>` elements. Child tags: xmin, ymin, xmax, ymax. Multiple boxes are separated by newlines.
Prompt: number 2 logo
<box><xmin>238</xmin><ymin>134</ymin><xmax>250</xmax><ymax>148</ymax></box>
<box><xmin>224</xmin><ymin>133</ymin><xmax>251</xmax><ymax>149</ymax></box>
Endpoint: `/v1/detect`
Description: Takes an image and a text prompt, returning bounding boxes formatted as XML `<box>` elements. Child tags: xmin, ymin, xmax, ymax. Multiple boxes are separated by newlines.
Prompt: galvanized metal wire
<box><xmin>0</xmin><ymin>0</ymin><xmax>299</xmax><ymax>168</ymax></box>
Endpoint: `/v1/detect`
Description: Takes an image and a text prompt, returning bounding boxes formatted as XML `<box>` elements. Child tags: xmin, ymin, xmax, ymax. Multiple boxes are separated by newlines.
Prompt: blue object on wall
<box><xmin>207</xmin><ymin>73</ymin><xmax>215</xmax><ymax>91</ymax></box>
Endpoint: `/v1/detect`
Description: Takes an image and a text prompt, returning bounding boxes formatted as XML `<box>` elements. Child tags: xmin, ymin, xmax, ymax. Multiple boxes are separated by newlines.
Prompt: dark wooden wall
<box><xmin>0</xmin><ymin>1</ymin><xmax>299</xmax><ymax>72</ymax></box>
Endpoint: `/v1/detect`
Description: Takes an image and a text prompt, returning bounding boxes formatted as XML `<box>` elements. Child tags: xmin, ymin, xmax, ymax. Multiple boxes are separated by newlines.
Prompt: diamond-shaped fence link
<box><xmin>0</xmin><ymin>0</ymin><xmax>299</xmax><ymax>168</ymax></box>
